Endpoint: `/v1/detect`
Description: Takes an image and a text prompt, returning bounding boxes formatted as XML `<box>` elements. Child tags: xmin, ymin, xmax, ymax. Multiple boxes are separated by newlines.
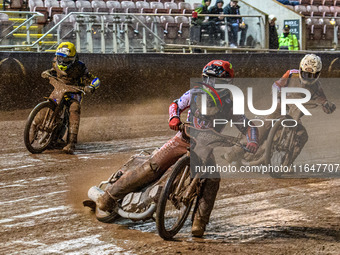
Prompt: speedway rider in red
<box><xmin>97</xmin><ymin>60</ymin><xmax>259</xmax><ymax>237</ymax></box>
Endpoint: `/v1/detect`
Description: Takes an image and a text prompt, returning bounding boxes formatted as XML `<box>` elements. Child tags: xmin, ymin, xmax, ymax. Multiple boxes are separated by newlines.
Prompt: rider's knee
<box><xmin>69</xmin><ymin>101</ymin><xmax>81</xmax><ymax>115</ymax></box>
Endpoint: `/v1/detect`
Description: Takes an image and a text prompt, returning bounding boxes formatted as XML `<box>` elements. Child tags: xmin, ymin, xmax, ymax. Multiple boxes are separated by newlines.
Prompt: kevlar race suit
<box><xmin>42</xmin><ymin>56</ymin><xmax>98</xmax><ymax>147</ymax></box>
<box><xmin>258</xmin><ymin>69</ymin><xmax>336</xmax><ymax>163</ymax></box>
<box><xmin>103</xmin><ymin>88</ymin><xmax>258</xmax><ymax>230</ymax></box>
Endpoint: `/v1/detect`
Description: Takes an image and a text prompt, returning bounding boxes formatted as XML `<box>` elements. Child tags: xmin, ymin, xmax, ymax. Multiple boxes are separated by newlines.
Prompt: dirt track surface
<box><xmin>1</xmin><ymin>100</ymin><xmax>340</xmax><ymax>255</ymax></box>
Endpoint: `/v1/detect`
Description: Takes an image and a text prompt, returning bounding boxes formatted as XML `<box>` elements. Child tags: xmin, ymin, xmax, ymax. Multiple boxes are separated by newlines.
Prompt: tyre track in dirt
<box><xmin>1</xmin><ymin>106</ymin><xmax>340</xmax><ymax>254</ymax></box>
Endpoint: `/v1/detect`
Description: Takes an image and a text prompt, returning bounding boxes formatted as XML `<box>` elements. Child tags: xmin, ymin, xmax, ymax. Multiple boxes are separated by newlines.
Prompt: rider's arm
<box><xmin>231</xmin><ymin>114</ymin><xmax>259</xmax><ymax>153</ymax></box>
<box><xmin>169</xmin><ymin>90</ymin><xmax>191</xmax><ymax>130</ymax></box>
<box><xmin>272</xmin><ymin>70</ymin><xmax>296</xmax><ymax>91</ymax></box>
<box><xmin>80</xmin><ymin>62</ymin><xmax>100</xmax><ymax>92</ymax></box>
<box><xmin>313</xmin><ymin>83</ymin><xmax>336</xmax><ymax>114</ymax></box>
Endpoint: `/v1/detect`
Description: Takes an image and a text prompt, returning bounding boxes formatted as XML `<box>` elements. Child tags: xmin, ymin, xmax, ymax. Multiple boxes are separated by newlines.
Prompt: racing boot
<box><xmin>105</xmin><ymin>160</ymin><xmax>161</xmax><ymax>200</ymax></box>
<box><xmin>63</xmin><ymin>133</ymin><xmax>77</xmax><ymax>154</ymax></box>
<box><xmin>223</xmin><ymin>145</ymin><xmax>243</xmax><ymax>163</ymax></box>
<box><xmin>191</xmin><ymin>178</ymin><xmax>220</xmax><ymax>237</ymax></box>
<box><xmin>97</xmin><ymin>191</ymin><xmax>116</xmax><ymax>212</ymax></box>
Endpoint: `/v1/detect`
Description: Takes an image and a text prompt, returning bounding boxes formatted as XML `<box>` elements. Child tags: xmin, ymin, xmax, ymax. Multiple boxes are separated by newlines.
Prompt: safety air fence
<box><xmin>1</xmin><ymin>51</ymin><xmax>340</xmax><ymax>111</ymax></box>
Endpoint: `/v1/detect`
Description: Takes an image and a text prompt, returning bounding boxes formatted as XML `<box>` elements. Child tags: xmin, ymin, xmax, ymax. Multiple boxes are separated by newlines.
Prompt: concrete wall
<box><xmin>1</xmin><ymin>52</ymin><xmax>340</xmax><ymax>110</ymax></box>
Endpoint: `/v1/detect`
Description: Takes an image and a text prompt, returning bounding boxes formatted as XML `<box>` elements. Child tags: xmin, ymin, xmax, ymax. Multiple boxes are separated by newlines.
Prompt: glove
<box><xmin>322</xmin><ymin>101</ymin><xmax>336</xmax><ymax>114</ymax></box>
<box><xmin>41</xmin><ymin>70</ymin><xmax>51</xmax><ymax>79</ymax></box>
<box><xmin>91</xmin><ymin>77</ymin><xmax>100</xmax><ymax>89</ymax></box>
<box><xmin>169</xmin><ymin>117</ymin><xmax>181</xmax><ymax>131</ymax></box>
<box><xmin>246</xmin><ymin>142</ymin><xmax>258</xmax><ymax>154</ymax></box>
<box><xmin>84</xmin><ymin>86</ymin><xmax>94</xmax><ymax>94</ymax></box>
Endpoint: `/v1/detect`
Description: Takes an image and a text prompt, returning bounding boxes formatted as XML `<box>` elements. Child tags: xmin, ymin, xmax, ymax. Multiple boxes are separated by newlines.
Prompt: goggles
<box><xmin>301</xmin><ymin>71</ymin><xmax>320</xmax><ymax>80</ymax></box>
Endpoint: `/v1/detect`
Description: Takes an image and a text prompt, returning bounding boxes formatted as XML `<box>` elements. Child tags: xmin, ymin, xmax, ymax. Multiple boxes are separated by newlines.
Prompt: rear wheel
<box><xmin>24</xmin><ymin>101</ymin><xmax>56</xmax><ymax>154</ymax></box>
<box><xmin>156</xmin><ymin>155</ymin><xmax>195</xmax><ymax>240</ymax></box>
<box><xmin>265</xmin><ymin>118</ymin><xmax>295</xmax><ymax>178</ymax></box>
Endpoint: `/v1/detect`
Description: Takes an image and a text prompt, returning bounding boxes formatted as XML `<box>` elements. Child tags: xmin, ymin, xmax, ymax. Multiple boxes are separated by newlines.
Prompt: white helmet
<box><xmin>268</xmin><ymin>14</ymin><xmax>276</xmax><ymax>23</ymax></box>
<box><xmin>299</xmin><ymin>54</ymin><xmax>322</xmax><ymax>85</ymax></box>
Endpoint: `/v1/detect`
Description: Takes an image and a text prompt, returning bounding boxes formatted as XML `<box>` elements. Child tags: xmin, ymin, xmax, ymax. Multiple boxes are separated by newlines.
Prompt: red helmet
<box><xmin>202</xmin><ymin>60</ymin><xmax>234</xmax><ymax>79</ymax></box>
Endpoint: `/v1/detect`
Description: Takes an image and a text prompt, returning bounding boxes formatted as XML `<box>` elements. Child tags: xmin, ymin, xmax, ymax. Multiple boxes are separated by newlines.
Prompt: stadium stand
<box><xmin>2</xmin><ymin>0</ymin><xmax>340</xmax><ymax>52</ymax></box>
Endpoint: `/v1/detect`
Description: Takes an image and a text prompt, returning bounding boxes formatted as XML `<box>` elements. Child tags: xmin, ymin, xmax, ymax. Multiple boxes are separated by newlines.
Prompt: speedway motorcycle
<box><xmin>24</xmin><ymin>76</ymin><xmax>84</xmax><ymax>154</ymax></box>
<box><xmin>84</xmin><ymin>123</ymin><xmax>251</xmax><ymax>240</ymax></box>
<box><xmin>230</xmin><ymin>102</ymin><xmax>320</xmax><ymax>178</ymax></box>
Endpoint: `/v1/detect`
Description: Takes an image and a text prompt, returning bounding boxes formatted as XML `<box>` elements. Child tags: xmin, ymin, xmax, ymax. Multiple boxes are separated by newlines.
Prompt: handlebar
<box><xmin>177</xmin><ymin>123</ymin><xmax>254</xmax><ymax>153</ymax></box>
<box><xmin>48</xmin><ymin>75</ymin><xmax>85</xmax><ymax>94</ymax></box>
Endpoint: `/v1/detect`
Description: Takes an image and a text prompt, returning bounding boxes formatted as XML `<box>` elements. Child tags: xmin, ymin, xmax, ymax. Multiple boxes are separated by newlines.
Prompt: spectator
<box><xmin>268</xmin><ymin>14</ymin><xmax>279</xmax><ymax>49</ymax></box>
<box><xmin>278</xmin><ymin>24</ymin><xmax>299</xmax><ymax>50</ymax></box>
<box><xmin>223</xmin><ymin>0</ymin><xmax>248</xmax><ymax>47</ymax></box>
<box><xmin>209</xmin><ymin>0</ymin><xmax>226</xmax><ymax>45</ymax></box>
<box><xmin>195</xmin><ymin>0</ymin><xmax>218</xmax><ymax>45</ymax></box>
<box><xmin>276</xmin><ymin>0</ymin><xmax>300</xmax><ymax>6</ymax></box>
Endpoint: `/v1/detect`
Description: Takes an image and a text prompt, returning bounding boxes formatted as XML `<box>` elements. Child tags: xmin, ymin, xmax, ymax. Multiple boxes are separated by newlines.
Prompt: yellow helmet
<box><xmin>55</xmin><ymin>42</ymin><xmax>77</xmax><ymax>71</ymax></box>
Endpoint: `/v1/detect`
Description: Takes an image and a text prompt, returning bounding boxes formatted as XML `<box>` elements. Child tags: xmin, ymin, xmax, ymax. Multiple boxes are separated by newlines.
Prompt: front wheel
<box><xmin>265</xmin><ymin>118</ymin><xmax>295</xmax><ymax>178</ymax></box>
<box><xmin>156</xmin><ymin>155</ymin><xmax>195</xmax><ymax>240</ymax></box>
<box><xmin>24</xmin><ymin>101</ymin><xmax>57</xmax><ymax>154</ymax></box>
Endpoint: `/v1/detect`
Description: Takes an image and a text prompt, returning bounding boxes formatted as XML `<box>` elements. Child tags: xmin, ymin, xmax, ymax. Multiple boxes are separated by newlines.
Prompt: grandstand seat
<box><xmin>295</xmin><ymin>5</ymin><xmax>309</xmax><ymax>15</ymax></box>
<box><xmin>29</xmin><ymin>0</ymin><xmax>43</xmax><ymax>12</ymax></box>
<box><xmin>106</xmin><ymin>1</ymin><xmax>121</xmax><ymax>13</ymax></box>
<box><xmin>313</xmin><ymin>0</ymin><xmax>324</xmax><ymax>5</ymax></box>
<box><xmin>178</xmin><ymin>2</ymin><xmax>192</xmax><ymax>14</ymax></box>
<box><xmin>33</xmin><ymin>6</ymin><xmax>49</xmax><ymax>24</ymax></box>
<box><xmin>61</xmin><ymin>0</ymin><xmax>77</xmax><ymax>14</ymax></box>
<box><xmin>150</xmin><ymin>2</ymin><xmax>164</xmax><ymax>9</ymax></box>
<box><xmin>175</xmin><ymin>16</ymin><xmax>189</xmax><ymax>43</ymax></box>
<box><xmin>330</xmin><ymin>5</ymin><xmax>340</xmax><ymax>15</ymax></box>
<box><xmin>9</xmin><ymin>0</ymin><xmax>24</xmax><ymax>9</ymax></box>
<box><xmin>53</xmin><ymin>14</ymin><xmax>76</xmax><ymax>39</ymax></box>
<box><xmin>323</xmin><ymin>18</ymin><xmax>335</xmax><ymax>41</ymax></box>
<box><xmin>133</xmin><ymin>15</ymin><xmax>146</xmax><ymax>35</ymax></box>
<box><xmin>45</xmin><ymin>0</ymin><xmax>63</xmax><ymax>18</ymax></box>
<box><xmin>141</xmin><ymin>7</ymin><xmax>155</xmax><ymax>13</ymax></box>
<box><xmin>121</xmin><ymin>1</ymin><xmax>136</xmax><ymax>12</ymax></box>
<box><xmin>307</xmin><ymin>5</ymin><xmax>323</xmax><ymax>16</ymax></box>
<box><xmin>0</xmin><ymin>14</ymin><xmax>13</xmax><ymax>39</ymax></box>
<box><xmin>323</xmin><ymin>0</ymin><xmax>335</xmax><ymax>6</ymax></box>
<box><xmin>160</xmin><ymin>15</ymin><xmax>179</xmax><ymax>42</ymax></box>
<box><xmin>31</xmin><ymin>0</ymin><xmax>48</xmax><ymax>24</ymax></box>
<box><xmin>136</xmin><ymin>1</ymin><xmax>150</xmax><ymax>9</ymax></box>
<box><xmin>308</xmin><ymin>18</ymin><xmax>324</xmax><ymax>40</ymax></box>
<box><xmin>155</xmin><ymin>8</ymin><xmax>170</xmax><ymax>14</ymax></box>
<box><xmin>145</xmin><ymin>15</ymin><xmax>164</xmax><ymax>40</ymax></box>
<box><xmin>164</xmin><ymin>2</ymin><xmax>178</xmax><ymax>10</ymax></box>
<box><xmin>76</xmin><ymin>0</ymin><xmax>93</xmax><ymax>12</ymax></box>
<box><xmin>169</xmin><ymin>8</ymin><xmax>182</xmax><ymax>14</ymax></box>
<box><xmin>92</xmin><ymin>0</ymin><xmax>110</xmax><ymax>13</ymax></box>
<box><xmin>299</xmin><ymin>0</ymin><xmax>312</xmax><ymax>5</ymax></box>
<box><xmin>319</xmin><ymin>5</ymin><xmax>333</xmax><ymax>16</ymax></box>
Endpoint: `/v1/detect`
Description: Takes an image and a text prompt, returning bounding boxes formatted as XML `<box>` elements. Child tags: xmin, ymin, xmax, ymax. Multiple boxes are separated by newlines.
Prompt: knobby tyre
<box><xmin>24</xmin><ymin>101</ymin><xmax>56</xmax><ymax>154</ymax></box>
<box><xmin>156</xmin><ymin>155</ymin><xmax>194</xmax><ymax>240</ymax></box>
<box><xmin>265</xmin><ymin>117</ymin><xmax>293</xmax><ymax>178</ymax></box>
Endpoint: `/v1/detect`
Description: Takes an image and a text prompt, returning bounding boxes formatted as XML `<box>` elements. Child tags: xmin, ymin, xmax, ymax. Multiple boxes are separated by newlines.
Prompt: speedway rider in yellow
<box><xmin>41</xmin><ymin>42</ymin><xmax>100</xmax><ymax>154</ymax></box>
